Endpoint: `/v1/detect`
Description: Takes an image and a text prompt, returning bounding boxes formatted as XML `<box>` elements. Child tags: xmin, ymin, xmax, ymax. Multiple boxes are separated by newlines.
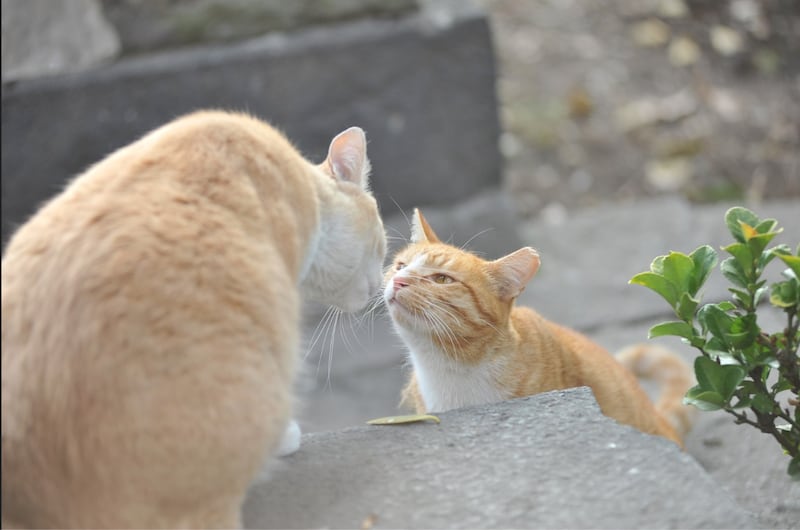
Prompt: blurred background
<box><xmin>3</xmin><ymin>0</ymin><xmax>798</xmax><ymax>235</ymax></box>
<box><xmin>2</xmin><ymin>1</ymin><xmax>799</xmax><ymax>527</ymax></box>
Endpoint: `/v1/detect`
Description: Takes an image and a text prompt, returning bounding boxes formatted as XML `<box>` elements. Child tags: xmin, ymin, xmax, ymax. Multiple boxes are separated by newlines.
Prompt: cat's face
<box><xmin>384</xmin><ymin>209</ymin><xmax>539</xmax><ymax>360</ymax></box>
<box><xmin>300</xmin><ymin>127</ymin><xmax>386</xmax><ymax>313</ymax></box>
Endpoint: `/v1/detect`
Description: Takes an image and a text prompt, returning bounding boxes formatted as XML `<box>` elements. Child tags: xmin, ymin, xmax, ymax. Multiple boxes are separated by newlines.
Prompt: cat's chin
<box><xmin>386</xmin><ymin>298</ymin><xmax>416</xmax><ymax>325</ymax></box>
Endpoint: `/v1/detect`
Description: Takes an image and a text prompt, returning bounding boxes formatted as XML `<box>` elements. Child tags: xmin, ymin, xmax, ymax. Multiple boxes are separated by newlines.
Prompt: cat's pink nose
<box><xmin>393</xmin><ymin>277</ymin><xmax>410</xmax><ymax>290</ymax></box>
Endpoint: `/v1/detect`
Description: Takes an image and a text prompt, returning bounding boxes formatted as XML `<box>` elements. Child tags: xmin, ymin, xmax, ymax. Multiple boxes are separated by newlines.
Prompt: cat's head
<box><xmin>301</xmin><ymin>127</ymin><xmax>386</xmax><ymax>313</ymax></box>
<box><xmin>384</xmin><ymin>209</ymin><xmax>539</xmax><ymax>357</ymax></box>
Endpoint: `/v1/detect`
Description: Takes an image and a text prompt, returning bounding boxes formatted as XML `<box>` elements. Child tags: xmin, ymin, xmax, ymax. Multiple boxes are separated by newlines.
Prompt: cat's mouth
<box><xmin>386</xmin><ymin>294</ymin><xmax>410</xmax><ymax>314</ymax></box>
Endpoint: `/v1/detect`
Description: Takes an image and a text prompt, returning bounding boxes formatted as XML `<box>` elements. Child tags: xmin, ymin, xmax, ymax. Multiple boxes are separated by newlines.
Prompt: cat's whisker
<box><xmin>384</xmin><ymin>232</ymin><xmax>408</xmax><ymax>243</ymax></box>
<box><xmin>324</xmin><ymin>307</ymin><xmax>344</xmax><ymax>390</ymax></box>
<box><xmin>399</xmin><ymin>289</ymin><xmax>461</xmax><ymax>355</ymax></box>
<box><xmin>339</xmin><ymin>311</ymin><xmax>363</xmax><ymax>358</ymax></box>
<box><xmin>361</xmin><ymin>295</ymin><xmax>386</xmax><ymax>342</ymax></box>
<box><xmin>356</xmin><ymin>294</ymin><xmax>384</xmax><ymax>327</ymax></box>
<box><xmin>312</xmin><ymin>306</ymin><xmax>339</xmax><ymax>381</ymax></box>
<box><xmin>460</xmin><ymin>227</ymin><xmax>495</xmax><ymax>251</ymax></box>
<box><xmin>305</xmin><ymin>305</ymin><xmax>336</xmax><ymax>360</ymax></box>
<box><xmin>344</xmin><ymin>312</ymin><xmax>363</xmax><ymax>351</ymax></box>
<box><xmin>388</xmin><ymin>196</ymin><xmax>411</xmax><ymax>229</ymax></box>
<box><xmin>426</xmin><ymin>310</ymin><xmax>460</xmax><ymax>356</ymax></box>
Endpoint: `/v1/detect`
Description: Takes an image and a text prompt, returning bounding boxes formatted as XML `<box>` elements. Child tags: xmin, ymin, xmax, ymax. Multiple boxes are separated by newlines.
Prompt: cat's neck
<box><xmin>297</xmin><ymin>223</ymin><xmax>321</xmax><ymax>283</ymax></box>
<box><xmin>398</xmin><ymin>329</ymin><xmax>510</xmax><ymax>412</ymax></box>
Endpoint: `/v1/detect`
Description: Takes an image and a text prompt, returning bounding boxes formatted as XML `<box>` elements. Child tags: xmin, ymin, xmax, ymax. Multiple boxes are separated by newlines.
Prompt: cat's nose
<box><xmin>393</xmin><ymin>277</ymin><xmax>410</xmax><ymax>290</ymax></box>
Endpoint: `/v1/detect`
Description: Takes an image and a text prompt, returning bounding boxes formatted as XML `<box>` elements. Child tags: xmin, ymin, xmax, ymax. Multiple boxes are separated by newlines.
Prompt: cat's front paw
<box><xmin>276</xmin><ymin>419</ymin><xmax>301</xmax><ymax>457</ymax></box>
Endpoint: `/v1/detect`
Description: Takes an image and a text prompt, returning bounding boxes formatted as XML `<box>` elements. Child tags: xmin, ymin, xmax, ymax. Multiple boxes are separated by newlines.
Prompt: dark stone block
<box><xmin>1</xmin><ymin>4</ymin><xmax>501</xmax><ymax>245</ymax></box>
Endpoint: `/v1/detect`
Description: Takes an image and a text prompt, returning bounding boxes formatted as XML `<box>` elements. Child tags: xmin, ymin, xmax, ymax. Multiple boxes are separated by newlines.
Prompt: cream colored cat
<box><xmin>384</xmin><ymin>209</ymin><xmax>695</xmax><ymax>446</ymax></box>
<box><xmin>1</xmin><ymin>110</ymin><xmax>386</xmax><ymax>528</ymax></box>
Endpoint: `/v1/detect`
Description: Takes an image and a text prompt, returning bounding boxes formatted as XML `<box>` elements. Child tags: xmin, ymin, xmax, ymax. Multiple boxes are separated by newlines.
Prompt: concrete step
<box><xmin>244</xmin><ymin>387</ymin><xmax>757</xmax><ymax>529</ymax></box>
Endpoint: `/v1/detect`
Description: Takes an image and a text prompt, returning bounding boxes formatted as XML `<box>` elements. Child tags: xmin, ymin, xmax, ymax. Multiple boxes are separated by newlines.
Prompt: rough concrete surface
<box><xmin>244</xmin><ymin>388</ymin><xmax>756</xmax><ymax>530</ymax></box>
<box><xmin>0</xmin><ymin>0</ymin><xmax>120</xmax><ymax>82</ymax></box>
<box><xmin>292</xmin><ymin>194</ymin><xmax>800</xmax><ymax>529</ymax></box>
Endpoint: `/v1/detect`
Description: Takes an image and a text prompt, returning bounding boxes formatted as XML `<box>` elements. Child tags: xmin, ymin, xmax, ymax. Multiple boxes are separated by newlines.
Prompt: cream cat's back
<box><xmin>2</xmin><ymin>111</ymin><xmax>385</xmax><ymax>527</ymax></box>
<box><xmin>2</xmin><ymin>112</ymin><xmax>309</xmax><ymax>527</ymax></box>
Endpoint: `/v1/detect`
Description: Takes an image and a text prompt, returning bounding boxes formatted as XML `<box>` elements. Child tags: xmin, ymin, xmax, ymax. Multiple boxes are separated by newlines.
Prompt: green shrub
<box><xmin>630</xmin><ymin>207</ymin><xmax>799</xmax><ymax>478</ymax></box>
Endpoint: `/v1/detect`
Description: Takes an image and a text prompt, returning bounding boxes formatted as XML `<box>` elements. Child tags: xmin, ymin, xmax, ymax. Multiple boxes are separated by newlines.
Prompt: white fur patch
<box><xmin>399</xmin><ymin>330</ymin><xmax>508</xmax><ymax>412</ymax></box>
<box><xmin>276</xmin><ymin>419</ymin><xmax>301</xmax><ymax>457</ymax></box>
<box><xmin>298</xmin><ymin>226</ymin><xmax>321</xmax><ymax>283</ymax></box>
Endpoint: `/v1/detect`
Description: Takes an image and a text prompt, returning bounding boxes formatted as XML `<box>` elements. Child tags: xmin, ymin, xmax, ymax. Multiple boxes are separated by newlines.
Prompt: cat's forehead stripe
<box><xmin>412</xmin><ymin>248</ymin><xmax>463</xmax><ymax>270</ymax></box>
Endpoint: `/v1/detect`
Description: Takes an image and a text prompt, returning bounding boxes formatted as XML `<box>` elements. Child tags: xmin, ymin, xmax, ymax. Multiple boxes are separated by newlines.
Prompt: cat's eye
<box><xmin>432</xmin><ymin>274</ymin><xmax>454</xmax><ymax>284</ymax></box>
<box><xmin>396</xmin><ymin>262</ymin><xmax>406</xmax><ymax>270</ymax></box>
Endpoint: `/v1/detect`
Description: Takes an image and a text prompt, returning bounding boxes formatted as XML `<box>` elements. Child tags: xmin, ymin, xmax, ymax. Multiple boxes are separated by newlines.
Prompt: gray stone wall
<box><xmin>1</xmin><ymin>0</ymin><xmax>502</xmax><ymax>244</ymax></box>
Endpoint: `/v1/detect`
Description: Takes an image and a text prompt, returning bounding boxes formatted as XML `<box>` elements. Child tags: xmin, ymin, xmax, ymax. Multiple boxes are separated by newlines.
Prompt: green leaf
<box><xmin>759</xmin><ymin>244</ymin><xmax>789</xmax><ymax>270</ymax></box>
<box><xmin>724</xmin><ymin>209</ymin><xmax>782</xmax><ymax>258</ymax></box>
<box><xmin>725</xmin><ymin>314</ymin><xmax>758</xmax><ymax>349</ymax></box>
<box><xmin>772</xmin><ymin>378</ymin><xmax>793</xmax><ymax>393</ymax></box>
<box><xmin>776</xmin><ymin>253</ymin><xmax>800</xmax><ymax>280</ymax></box>
<box><xmin>721</xmin><ymin>257</ymin><xmax>749</xmax><ymax>288</ymax></box>
<box><xmin>649</xmin><ymin>321</ymin><xmax>695</xmax><ymax>340</ymax></box>
<box><xmin>771</xmin><ymin>279</ymin><xmax>799</xmax><ymax>308</ymax></box>
<box><xmin>676</xmin><ymin>292</ymin><xmax>699</xmax><ymax>321</ymax></box>
<box><xmin>727</xmin><ymin>287</ymin><xmax>751</xmax><ymax>308</ymax></box>
<box><xmin>731</xmin><ymin>395</ymin><xmax>752</xmax><ymax>409</ymax></box>
<box><xmin>754</xmin><ymin>285</ymin><xmax>769</xmax><ymax>306</ymax></box>
<box><xmin>697</xmin><ymin>304</ymin><xmax>735</xmax><ymax>345</ymax></box>
<box><xmin>725</xmin><ymin>207</ymin><xmax>760</xmax><ymax>243</ymax></box>
<box><xmin>789</xmin><ymin>456</ymin><xmax>800</xmax><ymax>480</ymax></box>
<box><xmin>661</xmin><ymin>251</ymin><xmax>695</xmax><ymax>295</ymax></box>
<box><xmin>723</xmin><ymin>242</ymin><xmax>753</xmax><ymax>276</ymax></box>
<box><xmin>747</xmin><ymin>230</ymin><xmax>781</xmax><ymax>258</ymax></box>
<box><xmin>684</xmin><ymin>386</ymin><xmax>725</xmax><ymax>411</ymax></box>
<box><xmin>717</xmin><ymin>301</ymin><xmax>736</xmax><ymax>311</ymax></box>
<box><xmin>751</xmin><ymin>393</ymin><xmax>776</xmax><ymax>414</ymax></box>
<box><xmin>694</xmin><ymin>356</ymin><xmax>745</xmax><ymax>402</ymax></box>
<box><xmin>754</xmin><ymin>218</ymin><xmax>778</xmax><ymax>234</ymax></box>
<box><xmin>630</xmin><ymin>272</ymin><xmax>679</xmax><ymax>308</ymax></box>
<box><xmin>703</xmin><ymin>337</ymin><xmax>731</xmax><ymax>358</ymax></box>
<box><xmin>689</xmin><ymin>245</ymin><xmax>718</xmax><ymax>295</ymax></box>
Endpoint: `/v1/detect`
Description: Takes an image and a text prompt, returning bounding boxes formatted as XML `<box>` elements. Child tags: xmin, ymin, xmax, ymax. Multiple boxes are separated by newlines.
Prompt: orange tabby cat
<box><xmin>384</xmin><ymin>209</ymin><xmax>695</xmax><ymax>446</ymax></box>
<box><xmin>1</xmin><ymin>110</ymin><xmax>386</xmax><ymax>528</ymax></box>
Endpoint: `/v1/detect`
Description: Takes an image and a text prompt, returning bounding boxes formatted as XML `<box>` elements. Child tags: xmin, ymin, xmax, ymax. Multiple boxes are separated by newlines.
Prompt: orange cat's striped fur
<box><xmin>384</xmin><ymin>209</ymin><xmax>695</xmax><ymax>446</ymax></box>
<box><xmin>1</xmin><ymin>111</ymin><xmax>386</xmax><ymax>528</ymax></box>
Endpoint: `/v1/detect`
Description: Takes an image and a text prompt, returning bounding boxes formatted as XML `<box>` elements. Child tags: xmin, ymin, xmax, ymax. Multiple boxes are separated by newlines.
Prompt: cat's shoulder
<box><xmin>510</xmin><ymin>304</ymin><xmax>544</xmax><ymax>325</ymax></box>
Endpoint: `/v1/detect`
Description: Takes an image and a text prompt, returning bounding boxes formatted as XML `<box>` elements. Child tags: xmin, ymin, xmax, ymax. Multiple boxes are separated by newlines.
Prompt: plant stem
<box><xmin>728</xmin><ymin>408</ymin><xmax>798</xmax><ymax>456</ymax></box>
<box><xmin>778</xmin><ymin>309</ymin><xmax>800</xmax><ymax>391</ymax></box>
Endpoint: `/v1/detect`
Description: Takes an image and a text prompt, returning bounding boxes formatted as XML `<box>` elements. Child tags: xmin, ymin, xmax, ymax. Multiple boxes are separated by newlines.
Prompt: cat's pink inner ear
<box><xmin>411</xmin><ymin>208</ymin><xmax>440</xmax><ymax>244</ymax></box>
<box><xmin>326</xmin><ymin>127</ymin><xmax>369</xmax><ymax>187</ymax></box>
<box><xmin>492</xmin><ymin>247</ymin><xmax>540</xmax><ymax>300</ymax></box>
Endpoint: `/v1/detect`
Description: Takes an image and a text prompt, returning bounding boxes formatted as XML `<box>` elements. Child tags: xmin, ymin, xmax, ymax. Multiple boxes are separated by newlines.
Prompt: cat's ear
<box><xmin>490</xmin><ymin>247</ymin><xmax>540</xmax><ymax>301</ymax></box>
<box><xmin>411</xmin><ymin>208</ymin><xmax>440</xmax><ymax>244</ymax></box>
<box><xmin>326</xmin><ymin>127</ymin><xmax>371</xmax><ymax>189</ymax></box>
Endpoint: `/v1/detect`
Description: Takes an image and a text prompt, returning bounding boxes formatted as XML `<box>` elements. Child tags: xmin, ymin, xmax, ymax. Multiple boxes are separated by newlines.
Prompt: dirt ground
<box><xmin>479</xmin><ymin>0</ymin><xmax>799</xmax><ymax>220</ymax></box>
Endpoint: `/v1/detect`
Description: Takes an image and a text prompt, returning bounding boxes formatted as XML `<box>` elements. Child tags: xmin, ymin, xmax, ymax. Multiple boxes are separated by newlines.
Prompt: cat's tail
<box><xmin>615</xmin><ymin>344</ymin><xmax>698</xmax><ymax>438</ymax></box>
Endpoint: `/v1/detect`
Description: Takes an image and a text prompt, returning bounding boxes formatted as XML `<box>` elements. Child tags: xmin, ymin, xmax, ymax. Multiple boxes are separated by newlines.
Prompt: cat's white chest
<box><xmin>403</xmin><ymin>335</ymin><xmax>507</xmax><ymax>412</ymax></box>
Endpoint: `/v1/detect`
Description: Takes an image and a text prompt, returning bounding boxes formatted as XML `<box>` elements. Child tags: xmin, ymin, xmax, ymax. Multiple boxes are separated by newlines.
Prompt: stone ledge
<box><xmin>243</xmin><ymin>387</ymin><xmax>756</xmax><ymax>529</ymax></box>
<box><xmin>1</xmin><ymin>1</ymin><xmax>500</xmax><ymax>243</ymax></box>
